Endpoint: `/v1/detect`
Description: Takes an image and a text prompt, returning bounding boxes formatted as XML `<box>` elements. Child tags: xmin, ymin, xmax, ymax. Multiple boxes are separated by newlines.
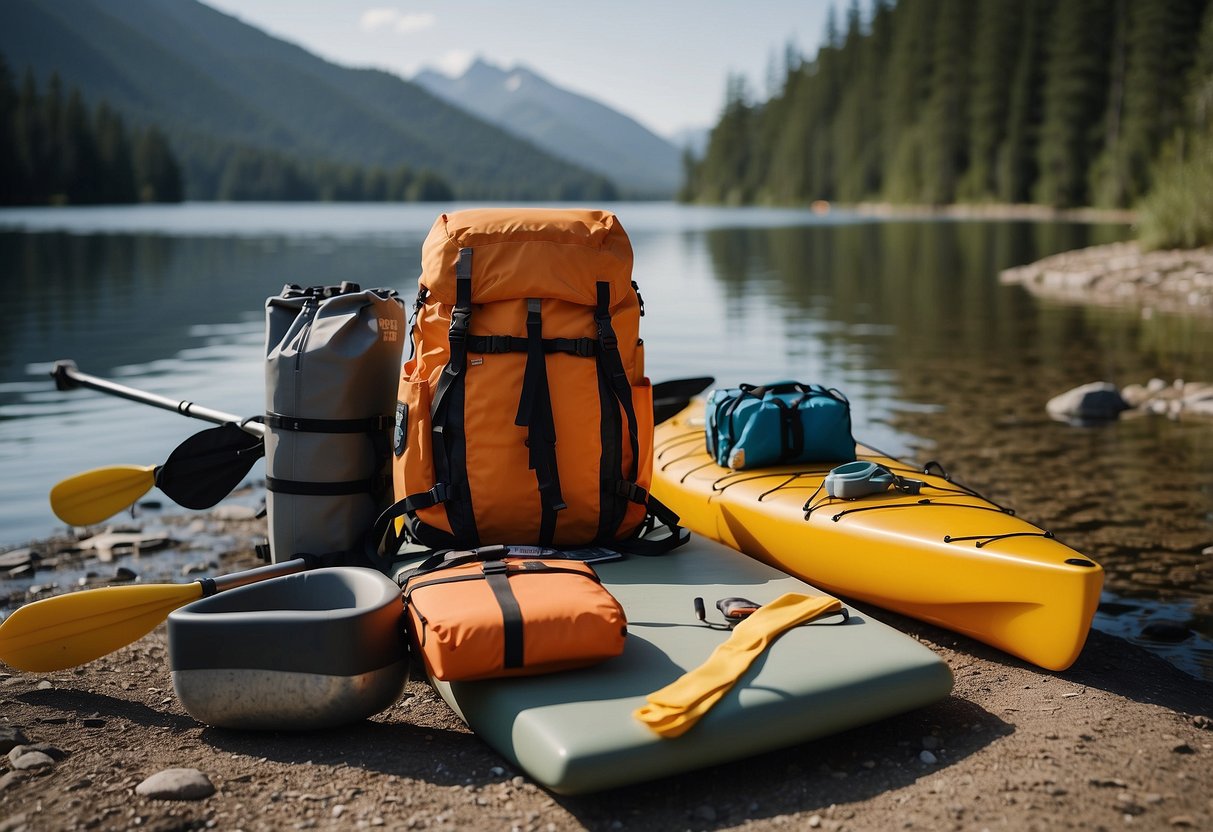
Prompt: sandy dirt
<box><xmin>2</xmin><ymin>511</ymin><xmax>1212</xmax><ymax>832</ymax></box>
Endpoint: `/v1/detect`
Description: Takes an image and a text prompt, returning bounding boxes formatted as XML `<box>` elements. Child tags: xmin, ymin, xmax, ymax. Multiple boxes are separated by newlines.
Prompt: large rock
<box><xmin>1046</xmin><ymin>382</ymin><xmax>1130</xmax><ymax>424</ymax></box>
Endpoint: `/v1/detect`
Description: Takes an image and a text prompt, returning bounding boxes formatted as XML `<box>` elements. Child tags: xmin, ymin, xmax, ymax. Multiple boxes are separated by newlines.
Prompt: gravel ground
<box><xmin>1</xmin><ymin>512</ymin><xmax>1211</xmax><ymax>832</ymax></box>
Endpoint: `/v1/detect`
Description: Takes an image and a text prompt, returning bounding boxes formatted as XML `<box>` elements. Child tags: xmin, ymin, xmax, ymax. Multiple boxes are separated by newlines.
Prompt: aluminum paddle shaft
<box><xmin>51</xmin><ymin>360</ymin><xmax>265</xmax><ymax>438</ymax></box>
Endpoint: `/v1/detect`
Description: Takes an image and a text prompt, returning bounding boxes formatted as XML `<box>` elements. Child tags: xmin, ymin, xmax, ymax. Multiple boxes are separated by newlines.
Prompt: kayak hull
<box><xmin>652</xmin><ymin>404</ymin><xmax>1103</xmax><ymax>671</ymax></box>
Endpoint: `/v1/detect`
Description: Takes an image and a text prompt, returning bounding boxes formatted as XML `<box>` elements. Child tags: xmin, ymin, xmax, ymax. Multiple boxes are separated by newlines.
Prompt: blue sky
<box><xmin>201</xmin><ymin>0</ymin><xmax>836</xmax><ymax>139</ymax></box>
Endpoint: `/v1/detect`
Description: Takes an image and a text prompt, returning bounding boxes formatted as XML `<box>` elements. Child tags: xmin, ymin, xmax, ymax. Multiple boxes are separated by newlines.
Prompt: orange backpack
<box><xmin>379</xmin><ymin>208</ymin><xmax>683</xmax><ymax>554</ymax></box>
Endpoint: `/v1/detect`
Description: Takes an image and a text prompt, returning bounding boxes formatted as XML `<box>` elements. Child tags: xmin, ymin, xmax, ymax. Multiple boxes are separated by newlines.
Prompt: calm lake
<box><xmin>0</xmin><ymin>202</ymin><xmax>1210</xmax><ymax>679</ymax></box>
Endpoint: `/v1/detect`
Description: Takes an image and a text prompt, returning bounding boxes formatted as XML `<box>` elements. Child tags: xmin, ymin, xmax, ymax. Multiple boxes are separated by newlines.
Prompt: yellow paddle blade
<box><xmin>0</xmin><ymin>582</ymin><xmax>204</xmax><ymax>672</ymax></box>
<box><xmin>49</xmin><ymin>465</ymin><xmax>156</xmax><ymax>526</ymax></box>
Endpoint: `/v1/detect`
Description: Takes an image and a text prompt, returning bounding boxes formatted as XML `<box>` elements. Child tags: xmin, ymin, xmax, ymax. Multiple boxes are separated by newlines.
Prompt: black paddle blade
<box><xmin>155</xmin><ymin>424</ymin><xmax>265</xmax><ymax>510</ymax></box>
<box><xmin>653</xmin><ymin>376</ymin><xmax>715</xmax><ymax>425</ymax></box>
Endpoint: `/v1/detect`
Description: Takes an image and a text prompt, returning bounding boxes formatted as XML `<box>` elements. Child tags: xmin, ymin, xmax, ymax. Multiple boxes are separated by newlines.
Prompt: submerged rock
<box><xmin>1046</xmin><ymin>382</ymin><xmax>1129</xmax><ymax>424</ymax></box>
<box><xmin>1049</xmin><ymin>378</ymin><xmax>1213</xmax><ymax>423</ymax></box>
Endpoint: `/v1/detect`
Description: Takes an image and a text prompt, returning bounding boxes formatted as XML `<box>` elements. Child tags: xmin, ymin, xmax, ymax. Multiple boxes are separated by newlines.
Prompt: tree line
<box><xmin>0</xmin><ymin>62</ymin><xmax>183</xmax><ymax>206</ymax></box>
<box><xmin>0</xmin><ymin>58</ymin><xmax>457</xmax><ymax>206</ymax></box>
<box><xmin>682</xmin><ymin>0</ymin><xmax>1213</xmax><ymax>222</ymax></box>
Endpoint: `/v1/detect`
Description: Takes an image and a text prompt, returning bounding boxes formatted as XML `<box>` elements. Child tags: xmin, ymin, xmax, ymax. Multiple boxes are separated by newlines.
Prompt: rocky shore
<box><xmin>1000</xmin><ymin>241</ymin><xmax>1213</xmax><ymax>318</ymax></box>
<box><xmin>2</xmin><ymin>511</ymin><xmax>1212</xmax><ymax>831</ymax></box>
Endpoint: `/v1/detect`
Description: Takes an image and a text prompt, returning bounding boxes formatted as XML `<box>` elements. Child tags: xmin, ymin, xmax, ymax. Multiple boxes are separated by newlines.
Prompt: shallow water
<box><xmin>0</xmin><ymin>202</ymin><xmax>1209</xmax><ymax>679</ymax></box>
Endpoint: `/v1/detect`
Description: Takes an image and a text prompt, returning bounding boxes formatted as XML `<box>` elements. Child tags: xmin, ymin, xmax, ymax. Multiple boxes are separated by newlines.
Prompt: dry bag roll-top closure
<box><xmin>265</xmin><ymin>282</ymin><xmax>406</xmax><ymax>563</ymax></box>
<box><xmin>386</xmin><ymin>209</ymin><xmax>656</xmax><ymax>551</ymax></box>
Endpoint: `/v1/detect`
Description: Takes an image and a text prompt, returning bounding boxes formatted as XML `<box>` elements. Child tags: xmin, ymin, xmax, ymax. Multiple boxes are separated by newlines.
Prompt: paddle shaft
<box><xmin>52</xmin><ymin>360</ymin><xmax>265</xmax><ymax>438</ymax></box>
<box><xmin>205</xmin><ymin>556</ymin><xmax>312</xmax><ymax>595</ymax></box>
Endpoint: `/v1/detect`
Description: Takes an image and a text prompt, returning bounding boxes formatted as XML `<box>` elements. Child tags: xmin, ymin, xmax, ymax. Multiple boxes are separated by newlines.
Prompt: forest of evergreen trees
<box><xmin>683</xmin><ymin>0</ymin><xmax>1213</xmax><ymax>231</ymax></box>
<box><xmin>0</xmin><ymin>63</ymin><xmax>183</xmax><ymax>206</ymax></box>
<box><xmin>0</xmin><ymin>59</ymin><xmax>456</xmax><ymax>206</ymax></box>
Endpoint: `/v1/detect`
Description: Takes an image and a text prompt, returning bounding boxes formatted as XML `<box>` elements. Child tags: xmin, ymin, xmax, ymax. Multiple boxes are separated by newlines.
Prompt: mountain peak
<box><xmin>410</xmin><ymin>57</ymin><xmax>681</xmax><ymax>196</ymax></box>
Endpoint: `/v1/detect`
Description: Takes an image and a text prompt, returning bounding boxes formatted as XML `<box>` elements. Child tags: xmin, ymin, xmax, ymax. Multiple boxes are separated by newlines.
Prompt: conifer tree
<box><xmin>920</xmin><ymin>0</ymin><xmax>974</xmax><ymax>204</ymax></box>
<box><xmin>1035</xmin><ymin>0</ymin><xmax>1113</xmax><ymax>208</ymax></box>
<box><xmin>961</xmin><ymin>0</ymin><xmax>1024</xmax><ymax>201</ymax></box>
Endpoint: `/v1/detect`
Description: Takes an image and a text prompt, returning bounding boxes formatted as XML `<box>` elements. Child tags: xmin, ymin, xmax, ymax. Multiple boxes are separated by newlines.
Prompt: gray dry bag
<box><xmin>264</xmin><ymin>283</ymin><xmax>406</xmax><ymax>562</ymax></box>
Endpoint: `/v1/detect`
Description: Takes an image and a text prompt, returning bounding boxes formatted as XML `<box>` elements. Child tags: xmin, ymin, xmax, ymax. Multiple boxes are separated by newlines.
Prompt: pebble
<box><xmin>919</xmin><ymin>750</ymin><xmax>938</xmax><ymax>765</ymax></box>
<box><xmin>0</xmin><ymin>548</ymin><xmax>35</xmax><ymax>569</ymax></box>
<box><xmin>135</xmin><ymin>768</ymin><xmax>216</xmax><ymax>800</ymax></box>
<box><xmin>1169</xmin><ymin>816</ymin><xmax>1196</xmax><ymax>827</ymax></box>
<box><xmin>113</xmin><ymin>566</ymin><xmax>139</xmax><ymax>582</ymax></box>
<box><xmin>9</xmin><ymin>743</ymin><xmax>66</xmax><ymax>763</ymax></box>
<box><xmin>10</xmin><ymin>750</ymin><xmax>55</xmax><ymax>771</ymax></box>
<box><xmin>1193</xmin><ymin>715</ymin><xmax>1212</xmax><ymax>730</ymax></box>
<box><xmin>0</xmin><ymin>771</ymin><xmax>29</xmax><ymax>792</ymax></box>
<box><xmin>0</xmin><ymin>726</ymin><xmax>29</xmax><ymax>753</ymax></box>
<box><xmin>35</xmin><ymin>681</ymin><xmax>52</xmax><ymax>691</ymax></box>
<box><xmin>1171</xmin><ymin>742</ymin><xmax>1195</xmax><ymax>754</ymax></box>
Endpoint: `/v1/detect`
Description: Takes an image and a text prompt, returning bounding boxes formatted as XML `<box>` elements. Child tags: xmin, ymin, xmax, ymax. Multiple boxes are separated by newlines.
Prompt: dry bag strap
<box><xmin>515</xmin><ymin>298</ymin><xmax>566</xmax><ymax>545</ymax></box>
<box><xmin>264</xmin><ymin>411</ymin><xmax>392</xmax><ymax>496</ymax></box>
<box><xmin>484</xmin><ymin>560</ymin><xmax>525</xmax><ymax>668</ymax></box>
<box><xmin>265</xmin><ymin>412</ymin><xmax>391</xmax><ymax>434</ymax></box>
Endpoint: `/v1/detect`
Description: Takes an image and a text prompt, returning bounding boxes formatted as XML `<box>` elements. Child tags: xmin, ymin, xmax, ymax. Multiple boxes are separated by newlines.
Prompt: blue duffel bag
<box><xmin>706</xmin><ymin>382</ymin><xmax>856</xmax><ymax>470</ymax></box>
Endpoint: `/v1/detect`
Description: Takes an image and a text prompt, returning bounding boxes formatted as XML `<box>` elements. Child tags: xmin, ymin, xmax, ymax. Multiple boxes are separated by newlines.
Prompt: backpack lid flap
<box><xmin>421</xmin><ymin>208</ymin><xmax>634</xmax><ymax>306</ymax></box>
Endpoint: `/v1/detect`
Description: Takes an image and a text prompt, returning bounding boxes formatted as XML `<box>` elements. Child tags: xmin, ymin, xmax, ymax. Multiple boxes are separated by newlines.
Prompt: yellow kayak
<box><xmin>652</xmin><ymin>402</ymin><xmax>1103</xmax><ymax>671</ymax></box>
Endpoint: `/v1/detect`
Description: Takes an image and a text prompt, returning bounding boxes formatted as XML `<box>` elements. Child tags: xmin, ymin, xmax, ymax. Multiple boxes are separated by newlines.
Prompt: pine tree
<box><xmin>996</xmin><ymin>0</ymin><xmax>1052</xmax><ymax>203</ymax></box>
<box><xmin>94</xmin><ymin>103</ymin><xmax>137</xmax><ymax>203</ymax></box>
<box><xmin>881</xmin><ymin>0</ymin><xmax>934</xmax><ymax>202</ymax></box>
<box><xmin>961</xmin><ymin>0</ymin><xmax>1025</xmax><ymax>201</ymax></box>
<box><xmin>134</xmin><ymin>127</ymin><xmax>184</xmax><ymax>202</ymax></box>
<box><xmin>920</xmin><ymin>0</ymin><xmax>974</xmax><ymax>204</ymax></box>
<box><xmin>0</xmin><ymin>58</ymin><xmax>19</xmax><ymax>205</ymax></box>
<box><xmin>1035</xmin><ymin>0</ymin><xmax>1114</xmax><ymax>208</ymax></box>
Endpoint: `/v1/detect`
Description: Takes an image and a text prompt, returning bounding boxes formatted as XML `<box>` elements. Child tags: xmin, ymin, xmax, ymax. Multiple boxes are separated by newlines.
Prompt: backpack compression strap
<box><xmin>515</xmin><ymin>298</ymin><xmax>567</xmax><ymax>545</ymax></box>
<box><xmin>426</xmin><ymin>247</ymin><xmax>479</xmax><ymax>544</ymax></box>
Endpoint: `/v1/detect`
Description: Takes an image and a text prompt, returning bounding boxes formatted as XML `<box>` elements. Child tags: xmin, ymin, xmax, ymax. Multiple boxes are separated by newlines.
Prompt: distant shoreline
<box><xmin>848</xmin><ymin>201</ymin><xmax>1138</xmax><ymax>224</ymax></box>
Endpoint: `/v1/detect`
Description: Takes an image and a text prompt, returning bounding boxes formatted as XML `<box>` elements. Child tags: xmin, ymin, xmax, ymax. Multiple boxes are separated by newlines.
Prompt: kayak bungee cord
<box><xmin>655</xmin><ymin>424</ymin><xmax>1061</xmax><ymax>551</ymax></box>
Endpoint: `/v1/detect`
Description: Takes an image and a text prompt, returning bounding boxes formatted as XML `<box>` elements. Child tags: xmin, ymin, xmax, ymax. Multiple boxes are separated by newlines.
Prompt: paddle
<box><xmin>48</xmin><ymin>362</ymin><xmax>268</xmax><ymax>524</ymax></box>
<box><xmin>49</xmin><ymin>422</ymin><xmax>267</xmax><ymax>526</ymax></box>
<box><xmin>0</xmin><ymin>556</ymin><xmax>314</xmax><ymax>673</ymax></box>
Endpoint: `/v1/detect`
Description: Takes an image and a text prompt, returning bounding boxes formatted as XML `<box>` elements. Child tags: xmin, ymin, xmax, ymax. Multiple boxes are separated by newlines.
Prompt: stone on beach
<box><xmin>135</xmin><ymin>767</ymin><xmax>216</xmax><ymax>800</ymax></box>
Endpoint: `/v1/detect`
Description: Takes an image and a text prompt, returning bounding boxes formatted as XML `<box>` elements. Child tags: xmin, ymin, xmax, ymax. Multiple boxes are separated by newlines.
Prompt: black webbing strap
<box><xmin>515</xmin><ymin>298</ymin><xmax>566</xmax><ymax>545</ymax></box>
<box><xmin>468</xmin><ymin>335</ymin><xmax>597</xmax><ymax>357</ymax></box>
<box><xmin>484</xmin><ymin>561</ymin><xmax>525</xmax><ymax>669</ymax></box>
<box><xmin>594</xmin><ymin>281</ymin><xmax>641</xmax><ymax>490</ymax></box>
<box><xmin>265</xmin><ymin>412</ymin><xmax>391</xmax><ymax>434</ymax></box>
<box><xmin>428</xmin><ymin>248</ymin><xmax>477</xmax><ymax>544</ymax></box>
<box><xmin>266</xmin><ymin>476</ymin><xmax>377</xmax><ymax>496</ymax></box>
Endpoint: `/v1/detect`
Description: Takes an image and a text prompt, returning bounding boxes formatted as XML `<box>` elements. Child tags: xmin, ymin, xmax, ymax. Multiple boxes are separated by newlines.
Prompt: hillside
<box><xmin>413</xmin><ymin>59</ymin><xmax>682</xmax><ymax>198</ymax></box>
<box><xmin>0</xmin><ymin>0</ymin><xmax>617</xmax><ymax>200</ymax></box>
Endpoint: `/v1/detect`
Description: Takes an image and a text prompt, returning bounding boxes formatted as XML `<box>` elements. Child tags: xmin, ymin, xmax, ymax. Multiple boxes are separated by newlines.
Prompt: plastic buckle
<box><xmin>482</xmin><ymin>560</ymin><xmax>509</xmax><ymax>575</ymax></box>
<box><xmin>573</xmin><ymin>338</ymin><xmax>595</xmax><ymax>357</ymax></box>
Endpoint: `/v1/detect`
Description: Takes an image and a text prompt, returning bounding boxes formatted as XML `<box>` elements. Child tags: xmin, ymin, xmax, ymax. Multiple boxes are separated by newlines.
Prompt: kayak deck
<box><xmin>652</xmin><ymin>404</ymin><xmax>1104</xmax><ymax>671</ymax></box>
